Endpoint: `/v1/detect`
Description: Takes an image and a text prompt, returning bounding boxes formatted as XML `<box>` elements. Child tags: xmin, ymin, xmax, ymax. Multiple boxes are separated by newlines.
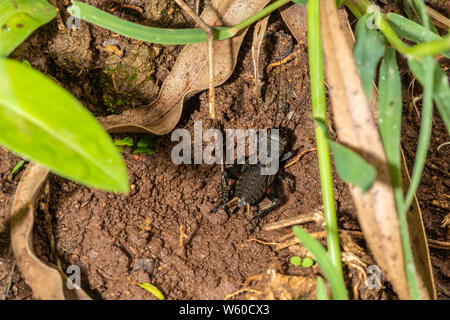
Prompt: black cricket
<box><xmin>210</xmin><ymin>101</ymin><xmax>304</xmax><ymax>233</ymax></box>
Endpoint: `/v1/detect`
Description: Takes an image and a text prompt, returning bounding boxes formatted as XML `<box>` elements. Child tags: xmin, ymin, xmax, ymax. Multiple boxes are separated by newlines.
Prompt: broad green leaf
<box><xmin>316</xmin><ymin>277</ymin><xmax>328</xmax><ymax>300</ymax></box>
<box><xmin>387</xmin><ymin>13</ymin><xmax>450</xmax><ymax>58</ymax></box>
<box><xmin>0</xmin><ymin>0</ymin><xmax>56</xmax><ymax>57</ymax></box>
<box><xmin>293</xmin><ymin>226</ymin><xmax>348</xmax><ymax>300</ymax></box>
<box><xmin>408</xmin><ymin>59</ymin><xmax>450</xmax><ymax>133</ymax></box>
<box><xmin>0</xmin><ymin>58</ymin><xmax>129</xmax><ymax>192</ymax></box>
<box><xmin>291</xmin><ymin>0</ymin><xmax>306</xmax><ymax>5</ymax></box>
<box><xmin>314</xmin><ymin>119</ymin><xmax>376</xmax><ymax>192</ymax></box>
<box><xmin>353</xmin><ymin>13</ymin><xmax>386</xmax><ymax>99</ymax></box>
<box><xmin>328</xmin><ymin>140</ymin><xmax>376</xmax><ymax>192</ymax></box>
<box><xmin>378</xmin><ymin>47</ymin><xmax>403</xmax><ymax>208</ymax></box>
<box><xmin>137</xmin><ymin>282</ymin><xmax>165</xmax><ymax>300</ymax></box>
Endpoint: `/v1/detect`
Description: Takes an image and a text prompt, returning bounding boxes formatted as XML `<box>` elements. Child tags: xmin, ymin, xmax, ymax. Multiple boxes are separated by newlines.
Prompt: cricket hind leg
<box><xmin>279</xmin><ymin>170</ymin><xmax>301</xmax><ymax>204</ymax></box>
<box><xmin>249</xmin><ymin>181</ymin><xmax>280</xmax><ymax>233</ymax></box>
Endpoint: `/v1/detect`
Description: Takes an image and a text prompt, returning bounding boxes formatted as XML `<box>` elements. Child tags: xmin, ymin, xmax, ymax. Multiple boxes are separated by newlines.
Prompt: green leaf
<box><xmin>353</xmin><ymin>12</ymin><xmax>386</xmax><ymax>99</ymax></box>
<box><xmin>316</xmin><ymin>277</ymin><xmax>328</xmax><ymax>300</ymax></box>
<box><xmin>328</xmin><ymin>140</ymin><xmax>376</xmax><ymax>192</ymax></box>
<box><xmin>293</xmin><ymin>226</ymin><xmax>348</xmax><ymax>300</ymax></box>
<box><xmin>0</xmin><ymin>58</ymin><xmax>129</xmax><ymax>192</ymax></box>
<box><xmin>314</xmin><ymin>119</ymin><xmax>376</xmax><ymax>192</ymax></box>
<box><xmin>403</xmin><ymin>55</ymin><xmax>435</xmax><ymax>300</ymax></box>
<box><xmin>290</xmin><ymin>256</ymin><xmax>302</xmax><ymax>266</ymax></box>
<box><xmin>11</xmin><ymin>159</ymin><xmax>25</xmax><ymax>174</ymax></box>
<box><xmin>133</xmin><ymin>135</ymin><xmax>155</xmax><ymax>155</ymax></box>
<box><xmin>302</xmin><ymin>257</ymin><xmax>314</xmax><ymax>268</ymax></box>
<box><xmin>291</xmin><ymin>0</ymin><xmax>307</xmax><ymax>5</ymax></box>
<box><xmin>386</xmin><ymin>13</ymin><xmax>450</xmax><ymax>58</ymax></box>
<box><xmin>410</xmin><ymin>0</ymin><xmax>432</xmax><ymax>30</ymax></box>
<box><xmin>378</xmin><ymin>47</ymin><xmax>403</xmax><ymax>208</ymax></box>
<box><xmin>137</xmin><ymin>282</ymin><xmax>165</xmax><ymax>300</ymax></box>
<box><xmin>114</xmin><ymin>137</ymin><xmax>134</xmax><ymax>147</ymax></box>
<box><xmin>408</xmin><ymin>59</ymin><xmax>450</xmax><ymax>133</ymax></box>
<box><xmin>0</xmin><ymin>0</ymin><xmax>56</xmax><ymax>57</ymax></box>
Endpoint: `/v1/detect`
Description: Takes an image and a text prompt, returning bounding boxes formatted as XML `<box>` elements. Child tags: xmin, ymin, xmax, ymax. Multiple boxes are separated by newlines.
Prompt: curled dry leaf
<box><xmin>316</xmin><ymin>0</ymin><xmax>431</xmax><ymax>299</ymax></box>
<box><xmin>279</xmin><ymin>2</ymin><xmax>308</xmax><ymax>45</ymax></box>
<box><xmin>99</xmin><ymin>0</ymin><xmax>270</xmax><ymax>135</ymax></box>
<box><xmin>10</xmin><ymin>163</ymin><xmax>91</xmax><ymax>300</ymax></box>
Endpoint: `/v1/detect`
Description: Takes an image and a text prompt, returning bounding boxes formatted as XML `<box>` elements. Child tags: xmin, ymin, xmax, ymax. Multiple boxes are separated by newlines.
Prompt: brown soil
<box><xmin>0</xmin><ymin>0</ymin><xmax>448</xmax><ymax>300</ymax></box>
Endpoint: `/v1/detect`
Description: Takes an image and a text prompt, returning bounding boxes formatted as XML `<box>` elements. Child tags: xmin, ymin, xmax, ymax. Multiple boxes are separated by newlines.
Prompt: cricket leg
<box><xmin>279</xmin><ymin>171</ymin><xmax>301</xmax><ymax>204</ymax></box>
<box><xmin>250</xmin><ymin>182</ymin><xmax>279</xmax><ymax>233</ymax></box>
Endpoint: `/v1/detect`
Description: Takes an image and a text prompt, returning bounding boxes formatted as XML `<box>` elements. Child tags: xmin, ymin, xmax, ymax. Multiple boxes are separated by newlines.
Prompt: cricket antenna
<box><xmin>284</xmin><ymin>74</ymin><xmax>309</xmax><ymax>129</ymax></box>
<box><xmin>272</xmin><ymin>59</ymin><xmax>281</xmax><ymax>128</ymax></box>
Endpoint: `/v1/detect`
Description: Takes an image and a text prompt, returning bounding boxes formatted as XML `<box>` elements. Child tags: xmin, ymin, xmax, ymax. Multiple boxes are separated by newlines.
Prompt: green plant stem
<box><xmin>405</xmin><ymin>34</ymin><xmax>450</xmax><ymax>58</ymax></box>
<box><xmin>307</xmin><ymin>0</ymin><xmax>343</xmax><ymax>280</ymax></box>
<box><xmin>400</xmin><ymin>57</ymin><xmax>435</xmax><ymax>300</ymax></box>
<box><xmin>71</xmin><ymin>0</ymin><xmax>291</xmax><ymax>45</ymax></box>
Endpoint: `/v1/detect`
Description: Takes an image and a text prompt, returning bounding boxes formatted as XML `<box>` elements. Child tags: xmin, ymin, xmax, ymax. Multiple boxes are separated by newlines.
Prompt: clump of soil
<box><xmin>0</xmin><ymin>1</ymin><xmax>448</xmax><ymax>300</ymax></box>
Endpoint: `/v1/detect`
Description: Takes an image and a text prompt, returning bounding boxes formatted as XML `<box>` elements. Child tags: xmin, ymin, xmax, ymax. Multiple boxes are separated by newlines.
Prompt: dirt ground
<box><xmin>0</xmin><ymin>0</ymin><xmax>448</xmax><ymax>300</ymax></box>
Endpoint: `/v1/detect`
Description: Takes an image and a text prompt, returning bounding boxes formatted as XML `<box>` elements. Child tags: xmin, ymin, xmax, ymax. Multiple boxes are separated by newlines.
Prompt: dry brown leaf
<box><xmin>10</xmin><ymin>163</ymin><xmax>91</xmax><ymax>300</ymax></box>
<box><xmin>318</xmin><ymin>0</ymin><xmax>413</xmax><ymax>299</ymax></box>
<box><xmin>99</xmin><ymin>0</ymin><xmax>270</xmax><ymax>135</ymax></box>
<box><xmin>280</xmin><ymin>2</ymin><xmax>308</xmax><ymax>45</ymax></box>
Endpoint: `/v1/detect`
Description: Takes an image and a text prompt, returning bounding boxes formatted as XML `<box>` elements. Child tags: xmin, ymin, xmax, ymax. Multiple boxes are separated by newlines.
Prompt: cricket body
<box><xmin>211</xmin><ymin>121</ymin><xmax>302</xmax><ymax>233</ymax></box>
<box><xmin>234</xmin><ymin>128</ymin><xmax>288</xmax><ymax>209</ymax></box>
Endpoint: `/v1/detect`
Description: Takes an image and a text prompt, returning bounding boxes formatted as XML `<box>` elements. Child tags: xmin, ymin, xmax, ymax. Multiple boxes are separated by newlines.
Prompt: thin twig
<box><xmin>174</xmin><ymin>0</ymin><xmax>216</xmax><ymax>119</ymax></box>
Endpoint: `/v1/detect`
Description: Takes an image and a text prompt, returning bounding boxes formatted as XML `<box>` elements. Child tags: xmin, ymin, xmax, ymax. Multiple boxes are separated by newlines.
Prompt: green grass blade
<box><xmin>70</xmin><ymin>0</ymin><xmax>291</xmax><ymax>45</ymax></box>
<box><xmin>293</xmin><ymin>226</ymin><xmax>348</xmax><ymax>300</ymax></box>
<box><xmin>378</xmin><ymin>47</ymin><xmax>403</xmax><ymax>207</ymax></box>
<box><xmin>0</xmin><ymin>58</ymin><xmax>129</xmax><ymax>192</ymax></box>
<box><xmin>69</xmin><ymin>1</ymin><xmax>213</xmax><ymax>44</ymax></box>
<box><xmin>0</xmin><ymin>0</ymin><xmax>56</xmax><ymax>57</ymax></box>
<box><xmin>386</xmin><ymin>13</ymin><xmax>450</xmax><ymax>58</ymax></box>
<box><xmin>353</xmin><ymin>12</ymin><xmax>386</xmax><ymax>99</ymax></box>
<box><xmin>379</xmin><ymin>47</ymin><xmax>422</xmax><ymax>300</ymax></box>
<box><xmin>402</xmin><ymin>55</ymin><xmax>435</xmax><ymax>300</ymax></box>
<box><xmin>409</xmin><ymin>59</ymin><xmax>450</xmax><ymax>133</ymax></box>
<box><xmin>411</xmin><ymin>0</ymin><xmax>432</xmax><ymax>30</ymax></box>
<box><xmin>316</xmin><ymin>277</ymin><xmax>328</xmax><ymax>300</ymax></box>
<box><xmin>405</xmin><ymin>34</ymin><xmax>450</xmax><ymax>58</ymax></box>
